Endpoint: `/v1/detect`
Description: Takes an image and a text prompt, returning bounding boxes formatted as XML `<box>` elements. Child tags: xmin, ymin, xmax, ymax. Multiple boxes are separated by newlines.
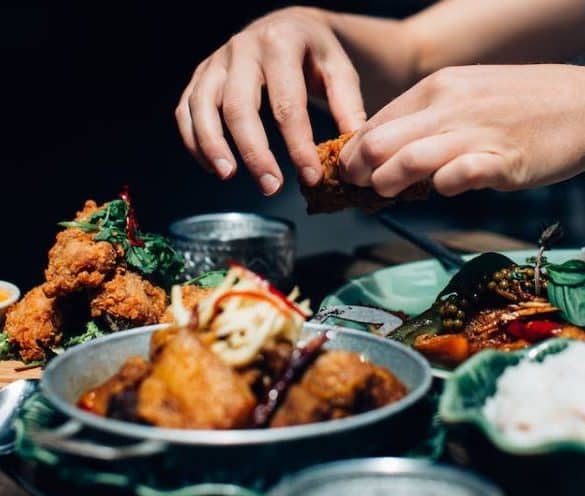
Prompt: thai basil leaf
<box><xmin>547</xmin><ymin>260</ymin><xmax>585</xmax><ymax>326</ymax></box>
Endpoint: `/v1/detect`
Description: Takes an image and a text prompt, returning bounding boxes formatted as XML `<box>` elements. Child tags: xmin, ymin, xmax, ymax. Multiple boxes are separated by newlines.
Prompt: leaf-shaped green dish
<box><xmin>439</xmin><ymin>338</ymin><xmax>585</xmax><ymax>455</ymax></box>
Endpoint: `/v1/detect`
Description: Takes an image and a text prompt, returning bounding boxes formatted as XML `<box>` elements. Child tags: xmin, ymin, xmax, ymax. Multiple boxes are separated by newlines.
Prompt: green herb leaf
<box><xmin>59</xmin><ymin>198</ymin><xmax>185</xmax><ymax>286</ymax></box>
<box><xmin>62</xmin><ymin>321</ymin><xmax>108</xmax><ymax>348</ymax></box>
<box><xmin>184</xmin><ymin>269</ymin><xmax>227</xmax><ymax>288</ymax></box>
<box><xmin>0</xmin><ymin>331</ymin><xmax>17</xmax><ymax>360</ymax></box>
<box><xmin>547</xmin><ymin>259</ymin><xmax>585</xmax><ymax>326</ymax></box>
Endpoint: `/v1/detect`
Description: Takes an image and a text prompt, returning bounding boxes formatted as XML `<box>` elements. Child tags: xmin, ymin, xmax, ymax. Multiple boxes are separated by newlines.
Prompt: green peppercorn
<box><xmin>493</xmin><ymin>271</ymin><xmax>503</xmax><ymax>281</ymax></box>
<box><xmin>453</xmin><ymin>319</ymin><xmax>463</xmax><ymax>329</ymax></box>
<box><xmin>498</xmin><ymin>279</ymin><xmax>510</xmax><ymax>289</ymax></box>
<box><xmin>443</xmin><ymin>319</ymin><xmax>454</xmax><ymax>329</ymax></box>
<box><xmin>456</xmin><ymin>310</ymin><xmax>465</xmax><ymax>319</ymax></box>
<box><xmin>487</xmin><ymin>281</ymin><xmax>497</xmax><ymax>290</ymax></box>
<box><xmin>447</xmin><ymin>304</ymin><xmax>458</xmax><ymax>315</ymax></box>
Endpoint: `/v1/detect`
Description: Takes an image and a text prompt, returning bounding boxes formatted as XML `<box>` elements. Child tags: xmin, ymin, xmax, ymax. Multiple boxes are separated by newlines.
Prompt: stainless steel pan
<box><xmin>32</xmin><ymin>319</ymin><xmax>431</xmax><ymax>484</ymax></box>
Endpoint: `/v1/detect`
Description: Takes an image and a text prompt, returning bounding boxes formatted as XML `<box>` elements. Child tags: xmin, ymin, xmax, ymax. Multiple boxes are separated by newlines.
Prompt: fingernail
<box><xmin>259</xmin><ymin>173</ymin><xmax>281</xmax><ymax>195</ymax></box>
<box><xmin>214</xmin><ymin>158</ymin><xmax>234</xmax><ymax>179</ymax></box>
<box><xmin>301</xmin><ymin>167</ymin><xmax>320</xmax><ymax>186</ymax></box>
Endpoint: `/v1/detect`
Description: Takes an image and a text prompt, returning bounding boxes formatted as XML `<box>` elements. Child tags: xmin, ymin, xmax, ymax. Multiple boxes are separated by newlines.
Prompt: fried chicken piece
<box><xmin>77</xmin><ymin>356</ymin><xmax>151</xmax><ymax>417</ymax></box>
<box><xmin>4</xmin><ymin>286</ymin><xmax>63</xmax><ymax>362</ymax></box>
<box><xmin>300</xmin><ymin>133</ymin><xmax>431</xmax><ymax>214</ymax></box>
<box><xmin>44</xmin><ymin>228</ymin><xmax>119</xmax><ymax>298</ymax></box>
<box><xmin>270</xmin><ymin>350</ymin><xmax>406</xmax><ymax>427</ymax></box>
<box><xmin>90</xmin><ymin>270</ymin><xmax>167</xmax><ymax>330</ymax></box>
<box><xmin>136</xmin><ymin>328</ymin><xmax>256</xmax><ymax>429</ymax></box>
<box><xmin>160</xmin><ymin>285</ymin><xmax>213</xmax><ymax>324</ymax></box>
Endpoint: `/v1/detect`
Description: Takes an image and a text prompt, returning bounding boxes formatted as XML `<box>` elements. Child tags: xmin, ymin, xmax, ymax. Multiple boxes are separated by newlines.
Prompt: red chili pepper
<box><xmin>119</xmin><ymin>185</ymin><xmax>144</xmax><ymax>247</ymax></box>
<box><xmin>506</xmin><ymin>319</ymin><xmax>561</xmax><ymax>342</ymax></box>
<box><xmin>227</xmin><ymin>261</ymin><xmax>308</xmax><ymax>318</ymax></box>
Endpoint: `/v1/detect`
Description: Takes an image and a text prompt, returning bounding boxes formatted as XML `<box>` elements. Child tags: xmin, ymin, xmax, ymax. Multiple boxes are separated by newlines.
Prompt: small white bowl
<box><xmin>0</xmin><ymin>281</ymin><xmax>21</xmax><ymax>320</ymax></box>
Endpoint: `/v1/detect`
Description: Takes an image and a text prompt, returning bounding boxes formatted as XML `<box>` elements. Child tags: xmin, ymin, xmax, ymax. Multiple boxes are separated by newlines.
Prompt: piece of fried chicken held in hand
<box><xmin>4</xmin><ymin>286</ymin><xmax>63</xmax><ymax>362</ymax></box>
<box><xmin>300</xmin><ymin>133</ymin><xmax>430</xmax><ymax>214</ymax></box>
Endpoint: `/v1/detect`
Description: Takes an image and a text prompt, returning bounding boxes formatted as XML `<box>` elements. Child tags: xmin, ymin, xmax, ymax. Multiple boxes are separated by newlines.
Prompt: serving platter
<box><xmin>321</xmin><ymin>249</ymin><xmax>582</xmax><ymax>378</ymax></box>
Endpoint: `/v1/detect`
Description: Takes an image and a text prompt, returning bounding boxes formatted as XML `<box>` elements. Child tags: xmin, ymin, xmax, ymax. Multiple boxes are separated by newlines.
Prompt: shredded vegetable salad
<box><xmin>171</xmin><ymin>264</ymin><xmax>311</xmax><ymax>366</ymax></box>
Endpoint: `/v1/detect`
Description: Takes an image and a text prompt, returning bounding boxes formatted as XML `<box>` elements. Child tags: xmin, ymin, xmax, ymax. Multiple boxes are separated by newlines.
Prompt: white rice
<box><xmin>483</xmin><ymin>342</ymin><xmax>585</xmax><ymax>445</ymax></box>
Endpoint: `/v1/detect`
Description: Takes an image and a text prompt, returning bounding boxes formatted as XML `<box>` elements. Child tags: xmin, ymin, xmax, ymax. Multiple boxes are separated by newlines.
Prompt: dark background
<box><xmin>1</xmin><ymin>3</ymin><xmax>583</xmax><ymax>291</ymax></box>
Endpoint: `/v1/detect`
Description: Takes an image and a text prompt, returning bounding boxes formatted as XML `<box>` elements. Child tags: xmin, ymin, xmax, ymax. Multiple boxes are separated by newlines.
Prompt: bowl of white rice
<box><xmin>439</xmin><ymin>338</ymin><xmax>585</xmax><ymax>455</ymax></box>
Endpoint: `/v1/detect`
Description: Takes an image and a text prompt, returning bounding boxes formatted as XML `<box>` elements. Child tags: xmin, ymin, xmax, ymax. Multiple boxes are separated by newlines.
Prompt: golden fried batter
<box><xmin>90</xmin><ymin>270</ymin><xmax>167</xmax><ymax>329</ymax></box>
<box><xmin>4</xmin><ymin>286</ymin><xmax>63</xmax><ymax>362</ymax></box>
<box><xmin>136</xmin><ymin>328</ymin><xmax>256</xmax><ymax>429</ymax></box>
<box><xmin>44</xmin><ymin>228</ymin><xmax>119</xmax><ymax>298</ymax></box>
<box><xmin>301</xmin><ymin>133</ymin><xmax>430</xmax><ymax>214</ymax></box>
<box><xmin>270</xmin><ymin>350</ymin><xmax>406</xmax><ymax>427</ymax></box>
<box><xmin>160</xmin><ymin>285</ymin><xmax>213</xmax><ymax>324</ymax></box>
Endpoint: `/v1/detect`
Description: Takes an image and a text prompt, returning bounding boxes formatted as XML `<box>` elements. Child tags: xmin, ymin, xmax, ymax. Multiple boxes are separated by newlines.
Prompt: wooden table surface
<box><xmin>0</xmin><ymin>230</ymin><xmax>534</xmax><ymax>495</ymax></box>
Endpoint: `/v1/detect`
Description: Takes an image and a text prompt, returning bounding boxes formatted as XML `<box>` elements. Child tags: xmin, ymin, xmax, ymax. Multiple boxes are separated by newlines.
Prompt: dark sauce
<box><xmin>253</xmin><ymin>333</ymin><xmax>329</xmax><ymax>427</ymax></box>
<box><xmin>119</xmin><ymin>185</ymin><xmax>144</xmax><ymax>247</ymax></box>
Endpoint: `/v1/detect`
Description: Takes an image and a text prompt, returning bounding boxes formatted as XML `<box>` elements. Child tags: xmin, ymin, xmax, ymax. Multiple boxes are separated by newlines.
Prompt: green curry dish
<box><xmin>59</xmin><ymin>199</ymin><xmax>185</xmax><ymax>287</ymax></box>
<box><xmin>547</xmin><ymin>259</ymin><xmax>585</xmax><ymax>326</ymax></box>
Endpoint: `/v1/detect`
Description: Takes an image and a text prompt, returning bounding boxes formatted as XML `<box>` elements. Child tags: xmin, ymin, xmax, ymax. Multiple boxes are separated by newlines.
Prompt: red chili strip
<box><xmin>119</xmin><ymin>185</ymin><xmax>144</xmax><ymax>247</ymax></box>
<box><xmin>227</xmin><ymin>261</ymin><xmax>308</xmax><ymax>318</ymax></box>
<box><xmin>506</xmin><ymin>319</ymin><xmax>561</xmax><ymax>342</ymax></box>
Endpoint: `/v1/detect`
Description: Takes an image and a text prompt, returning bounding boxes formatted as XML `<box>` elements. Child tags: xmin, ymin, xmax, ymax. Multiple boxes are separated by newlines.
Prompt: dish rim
<box><xmin>41</xmin><ymin>323</ymin><xmax>432</xmax><ymax>446</ymax></box>
<box><xmin>0</xmin><ymin>280</ymin><xmax>20</xmax><ymax>310</ymax></box>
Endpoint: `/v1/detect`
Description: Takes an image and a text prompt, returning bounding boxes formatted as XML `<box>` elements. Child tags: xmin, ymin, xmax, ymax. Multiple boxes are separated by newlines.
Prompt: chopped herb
<box><xmin>62</xmin><ymin>321</ymin><xmax>108</xmax><ymax>348</ymax></box>
<box><xmin>184</xmin><ymin>269</ymin><xmax>227</xmax><ymax>288</ymax></box>
<box><xmin>60</xmin><ymin>198</ymin><xmax>185</xmax><ymax>287</ymax></box>
<box><xmin>0</xmin><ymin>331</ymin><xmax>18</xmax><ymax>360</ymax></box>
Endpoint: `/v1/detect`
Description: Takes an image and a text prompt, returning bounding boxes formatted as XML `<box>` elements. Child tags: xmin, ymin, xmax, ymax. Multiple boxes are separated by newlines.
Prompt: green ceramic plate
<box><xmin>320</xmin><ymin>249</ymin><xmax>581</xmax><ymax>378</ymax></box>
<box><xmin>321</xmin><ymin>249</ymin><xmax>581</xmax><ymax>316</ymax></box>
<box><xmin>439</xmin><ymin>338</ymin><xmax>585</xmax><ymax>455</ymax></box>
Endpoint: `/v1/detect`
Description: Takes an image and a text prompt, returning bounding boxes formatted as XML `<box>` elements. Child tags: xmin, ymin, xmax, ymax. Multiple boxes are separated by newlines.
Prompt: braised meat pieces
<box><xmin>301</xmin><ymin>133</ymin><xmax>430</xmax><ymax>214</ymax></box>
<box><xmin>78</xmin><ymin>327</ymin><xmax>407</xmax><ymax>430</ymax></box>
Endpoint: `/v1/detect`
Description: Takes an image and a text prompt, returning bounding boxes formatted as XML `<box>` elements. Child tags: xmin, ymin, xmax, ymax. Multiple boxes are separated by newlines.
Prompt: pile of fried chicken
<box><xmin>78</xmin><ymin>266</ymin><xmax>407</xmax><ymax>429</ymax></box>
<box><xmin>3</xmin><ymin>200</ymin><xmax>205</xmax><ymax>362</ymax></box>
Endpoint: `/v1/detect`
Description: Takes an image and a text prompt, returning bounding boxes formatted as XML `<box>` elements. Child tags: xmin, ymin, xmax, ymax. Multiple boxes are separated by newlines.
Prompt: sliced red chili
<box><xmin>506</xmin><ymin>319</ymin><xmax>561</xmax><ymax>342</ymax></box>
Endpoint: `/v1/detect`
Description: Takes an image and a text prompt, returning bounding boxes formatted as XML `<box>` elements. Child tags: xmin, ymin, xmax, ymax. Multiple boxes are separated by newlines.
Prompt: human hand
<box><xmin>175</xmin><ymin>7</ymin><xmax>366</xmax><ymax>195</ymax></box>
<box><xmin>339</xmin><ymin>64</ymin><xmax>585</xmax><ymax>197</ymax></box>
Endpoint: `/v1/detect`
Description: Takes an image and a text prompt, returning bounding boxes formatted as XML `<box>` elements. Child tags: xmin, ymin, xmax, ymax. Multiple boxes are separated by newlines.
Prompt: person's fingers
<box><xmin>339</xmin><ymin>74</ymin><xmax>434</xmax><ymax>165</ymax></box>
<box><xmin>222</xmin><ymin>44</ymin><xmax>283</xmax><ymax>196</ymax></box>
<box><xmin>189</xmin><ymin>59</ymin><xmax>238</xmax><ymax>180</ymax></box>
<box><xmin>318</xmin><ymin>44</ymin><xmax>367</xmax><ymax>134</ymax></box>
<box><xmin>175</xmin><ymin>74</ymin><xmax>214</xmax><ymax>171</ymax></box>
<box><xmin>340</xmin><ymin>108</ymin><xmax>447</xmax><ymax>186</ymax></box>
<box><xmin>370</xmin><ymin>131</ymin><xmax>485</xmax><ymax>197</ymax></box>
<box><xmin>433</xmin><ymin>152</ymin><xmax>508</xmax><ymax>197</ymax></box>
<box><xmin>263</xmin><ymin>42</ymin><xmax>321</xmax><ymax>186</ymax></box>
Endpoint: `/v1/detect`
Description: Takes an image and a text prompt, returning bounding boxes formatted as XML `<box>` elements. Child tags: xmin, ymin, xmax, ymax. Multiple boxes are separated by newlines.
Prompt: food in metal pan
<box><xmin>78</xmin><ymin>264</ymin><xmax>407</xmax><ymax>429</ymax></box>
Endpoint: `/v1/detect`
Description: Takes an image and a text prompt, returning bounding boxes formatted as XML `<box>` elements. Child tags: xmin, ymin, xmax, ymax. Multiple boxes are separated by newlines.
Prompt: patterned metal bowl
<box><xmin>169</xmin><ymin>213</ymin><xmax>295</xmax><ymax>286</ymax></box>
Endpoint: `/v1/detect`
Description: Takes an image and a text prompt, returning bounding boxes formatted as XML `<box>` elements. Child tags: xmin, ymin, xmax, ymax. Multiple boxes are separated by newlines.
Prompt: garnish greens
<box><xmin>62</xmin><ymin>321</ymin><xmax>107</xmax><ymax>348</ymax></box>
<box><xmin>0</xmin><ymin>331</ymin><xmax>17</xmax><ymax>360</ymax></box>
<box><xmin>534</xmin><ymin>221</ymin><xmax>563</xmax><ymax>295</ymax></box>
<box><xmin>184</xmin><ymin>269</ymin><xmax>227</xmax><ymax>288</ymax></box>
<box><xmin>60</xmin><ymin>199</ymin><xmax>185</xmax><ymax>286</ymax></box>
<box><xmin>547</xmin><ymin>260</ymin><xmax>585</xmax><ymax>326</ymax></box>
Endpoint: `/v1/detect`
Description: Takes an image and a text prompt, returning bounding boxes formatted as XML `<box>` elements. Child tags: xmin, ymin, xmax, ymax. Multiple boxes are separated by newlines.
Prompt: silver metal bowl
<box><xmin>169</xmin><ymin>213</ymin><xmax>295</xmax><ymax>286</ymax></box>
<box><xmin>267</xmin><ymin>457</ymin><xmax>503</xmax><ymax>496</ymax></box>
<box><xmin>36</xmin><ymin>323</ymin><xmax>431</xmax><ymax>485</ymax></box>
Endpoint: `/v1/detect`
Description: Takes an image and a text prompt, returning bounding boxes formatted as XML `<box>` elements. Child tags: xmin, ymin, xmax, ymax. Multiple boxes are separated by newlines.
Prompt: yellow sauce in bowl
<box><xmin>0</xmin><ymin>288</ymin><xmax>11</xmax><ymax>303</ymax></box>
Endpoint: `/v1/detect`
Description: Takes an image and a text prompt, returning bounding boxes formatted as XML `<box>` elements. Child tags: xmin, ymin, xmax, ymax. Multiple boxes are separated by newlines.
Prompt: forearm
<box><xmin>405</xmin><ymin>0</ymin><xmax>585</xmax><ymax>77</ymax></box>
<box><xmin>320</xmin><ymin>0</ymin><xmax>585</xmax><ymax>112</ymax></box>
